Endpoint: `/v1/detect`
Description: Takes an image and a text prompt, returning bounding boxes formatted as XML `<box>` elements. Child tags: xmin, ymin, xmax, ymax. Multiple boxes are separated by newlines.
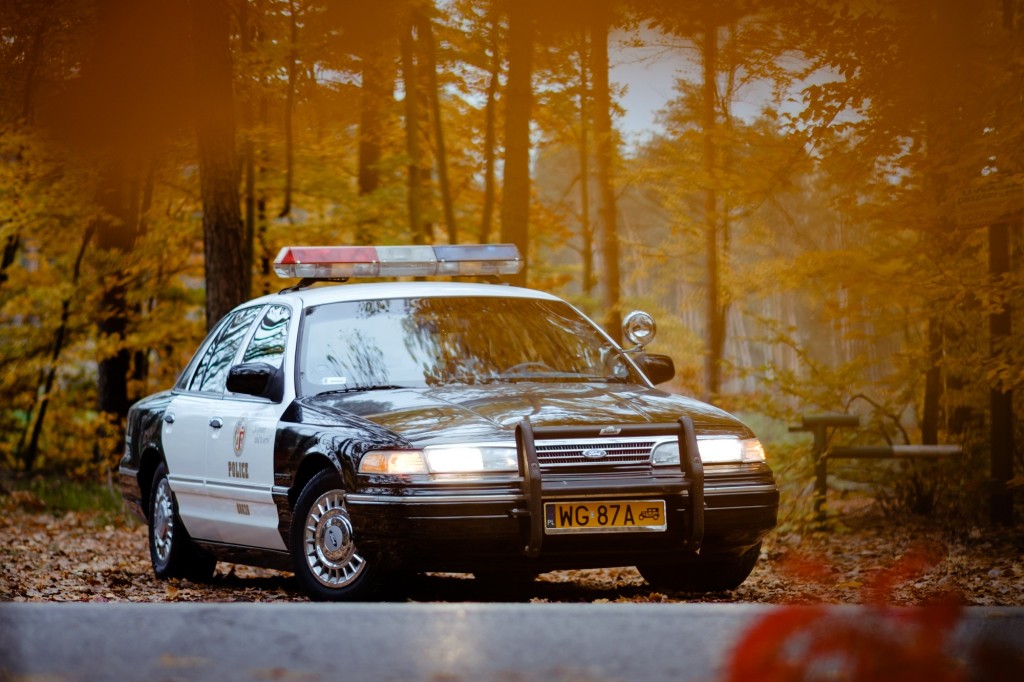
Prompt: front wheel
<box><xmin>289</xmin><ymin>469</ymin><xmax>379</xmax><ymax>601</ymax></box>
<box><xmin>638</xmin><ymin>542</ymin><xmax>762</xmax><ymax>593</ymax></box>
<box><xmin>148</xmin><ymin>462</ymin><xmax>216</xmax><ymax>582</ymax></box>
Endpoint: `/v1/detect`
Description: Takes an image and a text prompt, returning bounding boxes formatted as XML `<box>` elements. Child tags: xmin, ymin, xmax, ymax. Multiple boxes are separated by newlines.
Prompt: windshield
<box><xmin>298</xmin><ymin>295</ymin><xmax>642</xmax><ymax>395</ymax></box>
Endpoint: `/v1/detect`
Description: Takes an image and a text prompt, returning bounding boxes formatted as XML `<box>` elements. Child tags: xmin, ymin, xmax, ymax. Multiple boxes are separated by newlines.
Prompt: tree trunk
<box><xmin>94</xmin><ymin>161</ymin><xmax>135</xmax><ymax>425</ymax></box>
<box><xmin>921</xmin><ymin>314</ymin><xmax>941</xmax><ymax>445</ymax></box>
<box><xmin>400</xmin><ymin>17</ymin><xmax>427</xmax><ymax>244</ymax></box>
<box><xmin>278</xmin><ymin>0</ymin><xmax>298</xmax><ymax>219</ymax></box>
<box><xmin>255</xmin><ymin>0</ymin><xmax>271</xmax><ymax>293</ymax></box>
<box><xmin>240</xmin><ymin>0</ymin><xmax>256</xmax><ymax>271</ymax></box>
<box><xmin>500</xmin><ymin>0</ymin><xmax>534</xmax><ymax>286</ymax></box>
<box><xmin>130</xmin><ymin>159</ymin><xmax>158</xmax><ymax>394</ymax></box>
<box><xmin>357</xmin><ymin>55</ymin><xmax>385</xmax><ymax>199</ymax></box>
<box><xmin>479</xmin><ymin>7</ymin><xmax>500</xmax><ymax>244</ymax></box>
<box><xmin>987</xmin><ymin>0</ymin><xmax>1017</xmax><ymax>526</ymax></box>
<box><xmin>356</xmin><ymin>43</ymin><xmax>393</xmax><ymax>245</ymax></box>
<box><xmin>591</xmin><ymin>4</ymin><xmax>620</xmax><ymax>343</ymax></box>
<box><xmin>702</xmin><ymin>4</ymin><xmax>724</xmax><ymax>399</ymax></box>
<box><xmin>0</xmin><ymin>235</ymin><xmax>19</xmax><ymax>288</ymax></box>
<box><xmin>577</xmin><ymin>29</ymin><xmax>594</xmax><ymax>298</ymax></box>
<box><xmin>21</xmin><ymin>224</ymin><xmax>96</xmax><ymax>472</ymax></box>
<box><xmin>191</xmin><ymin>0</ymin><xmax>247</xmax><ymax>330</ymax></box>
<box><xmin>417</xmin><ymin>10</ymin><xmax>457</xmax><ymax>244</ymax></box>
<box><xmin>990</xmin><ymin>220</ymin><xmax>1015</xmax><ymax>525</ymax></box>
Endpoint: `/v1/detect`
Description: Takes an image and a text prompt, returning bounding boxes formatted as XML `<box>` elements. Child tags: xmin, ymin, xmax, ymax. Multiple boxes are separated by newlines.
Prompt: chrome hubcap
<box><xmin>153</xmin><ymin>477</ymin><xmax>175</xmax><ymax>563</ymax></box>
<box><xmin>304</xmin><ymin>490</ymin><xmax>365</xmax><ymax>588</ymax></box>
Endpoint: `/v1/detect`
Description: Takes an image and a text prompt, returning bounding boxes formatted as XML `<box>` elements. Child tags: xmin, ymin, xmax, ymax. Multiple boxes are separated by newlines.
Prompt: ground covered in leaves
<box><xmin>1</xmin><ymin>489</ymin><xmax>1022</xmax><ymax>605</ymax></box>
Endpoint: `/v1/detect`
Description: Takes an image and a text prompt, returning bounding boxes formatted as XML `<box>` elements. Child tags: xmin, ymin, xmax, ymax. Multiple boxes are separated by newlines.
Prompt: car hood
<box><xmin>294</xmin><ymin>383</ymin><xmax>752</xmax><ymax>447</ymax></box>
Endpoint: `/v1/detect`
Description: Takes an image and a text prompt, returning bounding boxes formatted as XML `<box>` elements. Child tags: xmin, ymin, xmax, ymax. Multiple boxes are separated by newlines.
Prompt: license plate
<box><xmin>544</xmin><ymin>500</ymin><xmax>667</xmax><ymax>534</ymax></box>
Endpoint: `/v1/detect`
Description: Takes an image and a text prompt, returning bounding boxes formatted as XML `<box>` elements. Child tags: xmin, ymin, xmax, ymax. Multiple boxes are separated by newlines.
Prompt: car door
<box><xmin>162</xmin><ymin>305</ymin><xmax>263</xmax><ymax>543</ymax></box>
<box><xmin>204</xmin><ymin>304</ymin><xmax>292</xmax><ymax>550</ymax></box>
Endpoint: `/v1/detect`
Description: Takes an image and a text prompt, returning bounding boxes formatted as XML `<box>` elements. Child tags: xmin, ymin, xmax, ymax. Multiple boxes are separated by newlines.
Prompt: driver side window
<box><xmin>242</xmin><ymin>305</ymin><xmax>291</xmax><ymax>369</ymax></box>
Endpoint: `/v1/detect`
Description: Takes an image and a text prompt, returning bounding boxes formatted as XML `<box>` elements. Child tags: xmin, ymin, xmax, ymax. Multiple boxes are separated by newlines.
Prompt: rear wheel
<box><xmin>290</xmin><ymin>469</ymin><xmax>379</xmax><ymax>601</ymax></box>
<box><xmin>638</xmin><ymin>542</ymin><xmax>761</xmax><ymax>593</ymax></box>
<box><xmin>148</xmin><ymin>462</ymin><xmax>216</xmax><ymax>582</ymax></box>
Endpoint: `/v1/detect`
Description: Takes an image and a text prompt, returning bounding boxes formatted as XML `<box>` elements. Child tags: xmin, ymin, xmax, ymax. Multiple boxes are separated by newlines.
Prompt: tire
<box><xmin>148</xmin><ymin>462</ymin><xmax>216</xmax><ymax>582</ymax></box>
<box><xmin>638</xmin><ymin>542</ymin><xmax>762</xmax><ymax>593</ymax></box>
<box><xmin>289</xmin><ymin>469</ymin><xmax>379</xmax><ymax>601</ymax></box>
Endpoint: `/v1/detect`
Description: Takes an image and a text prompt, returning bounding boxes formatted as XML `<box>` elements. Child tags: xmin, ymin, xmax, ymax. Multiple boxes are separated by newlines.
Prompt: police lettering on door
<box><xmin>230</xmin><ymin>419</ymin><xmax>250</xmax><ymax>479</ymax></box>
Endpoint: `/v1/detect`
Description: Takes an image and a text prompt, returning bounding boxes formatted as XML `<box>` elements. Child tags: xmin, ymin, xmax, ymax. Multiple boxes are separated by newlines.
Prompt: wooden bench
<box><xmin>789</xmin><ymin>414</ymin><xmax>962</xmax><ymax>523</ymax></box>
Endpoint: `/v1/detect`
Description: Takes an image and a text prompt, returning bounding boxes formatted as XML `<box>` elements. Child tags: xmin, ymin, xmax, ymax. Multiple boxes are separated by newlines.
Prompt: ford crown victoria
<box><xmin>119</xmin><ymin>244</ymin><xmax>778</xmax><ymax>600</ymax></box>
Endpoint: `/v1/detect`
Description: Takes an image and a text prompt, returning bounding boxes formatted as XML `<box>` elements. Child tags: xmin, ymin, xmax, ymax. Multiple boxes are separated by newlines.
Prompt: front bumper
<box><xmin>346</xmin><ymin>420</ymin><xmax>778</xmax><ymax>573</ymax></box>
<box><xmin>346</xmin><ymin>478</ymin><xmax>777</xmax><ymax>572</ymax></box>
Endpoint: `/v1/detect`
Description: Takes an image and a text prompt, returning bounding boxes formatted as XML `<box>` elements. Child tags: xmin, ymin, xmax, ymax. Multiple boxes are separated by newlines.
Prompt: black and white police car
<box><xmin>119</xmin><ymin>244</ymin><xmax>778</xmax><ymax>601</ymax></box>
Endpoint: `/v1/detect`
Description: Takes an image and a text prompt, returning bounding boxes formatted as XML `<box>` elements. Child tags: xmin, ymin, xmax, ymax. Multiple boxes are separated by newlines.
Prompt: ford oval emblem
<box><xmin>583</xmin><ymin>448</ymin><xmax>608</xmax><ymax>460</ymax></box>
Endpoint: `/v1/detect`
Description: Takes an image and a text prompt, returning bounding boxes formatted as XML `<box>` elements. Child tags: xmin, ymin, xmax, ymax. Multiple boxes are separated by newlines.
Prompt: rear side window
<box><xmin>175</xmin><ymin>314</ymin><xmax>230</xmax><ymax>390</ymax></box>
<box><xmin>187</xmin><ymin>306</ymin><xmax>262</xmax><ymax>393</ymax></box>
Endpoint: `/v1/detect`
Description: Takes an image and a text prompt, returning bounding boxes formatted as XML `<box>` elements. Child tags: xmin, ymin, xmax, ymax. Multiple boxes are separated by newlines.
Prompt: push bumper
<box><xmin>346</xmin><ymin>418</ymin><xmax>778</xmax><ymax>573</ymax></box>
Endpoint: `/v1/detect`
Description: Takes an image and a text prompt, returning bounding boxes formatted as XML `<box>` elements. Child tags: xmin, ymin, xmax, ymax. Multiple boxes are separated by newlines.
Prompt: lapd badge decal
<box><xmin>233</xmin><ymin>419</ymin><xmax>247</xmax><ymax>457</ymax></box>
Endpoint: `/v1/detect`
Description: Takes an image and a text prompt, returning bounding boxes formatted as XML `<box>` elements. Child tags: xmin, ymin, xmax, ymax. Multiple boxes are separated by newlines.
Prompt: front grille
<box><xmin>535</xmin><ymin>439</ymin><xmax>655</xmax><ymax>469</ymax></box>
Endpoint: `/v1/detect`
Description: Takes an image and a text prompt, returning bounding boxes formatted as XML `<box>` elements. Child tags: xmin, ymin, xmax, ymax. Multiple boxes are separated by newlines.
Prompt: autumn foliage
<box><xmin>0</xmin><ymin>0</ymin><xmax>1020</xmax><ymax>524</ymax></box>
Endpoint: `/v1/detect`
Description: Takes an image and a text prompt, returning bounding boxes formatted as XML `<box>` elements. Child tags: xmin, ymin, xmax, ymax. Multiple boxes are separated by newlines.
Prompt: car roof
<box><xmin>244</xmin><ymin>280</ymin><xmax>564</xmax><ymax>310</ymax></box>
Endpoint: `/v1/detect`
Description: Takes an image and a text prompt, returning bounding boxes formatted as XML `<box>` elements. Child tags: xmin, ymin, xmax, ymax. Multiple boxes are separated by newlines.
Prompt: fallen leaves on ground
<box><xmin>1</xmin><ymin>491</ymin><xmax>1021</xmax><ymax>605</ymax></box>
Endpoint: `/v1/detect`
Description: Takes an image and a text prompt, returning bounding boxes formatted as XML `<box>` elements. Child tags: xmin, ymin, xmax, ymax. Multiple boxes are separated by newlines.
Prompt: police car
<box><xmin>119</xmin><ymin>244</ymin><xmax>778</xmax><ymax>601</ymax></box>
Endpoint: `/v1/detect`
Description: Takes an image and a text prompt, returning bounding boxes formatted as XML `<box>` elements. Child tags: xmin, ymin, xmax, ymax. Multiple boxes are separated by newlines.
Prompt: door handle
<box><xmin>163</xmin><ymin>413</ymin><xmax>175</xmax><ymax>424</ymax></box>
<box><xmin>209</xmin><ymin>417</ymin><xmax>224</xmax><ymax>429</ymax></box>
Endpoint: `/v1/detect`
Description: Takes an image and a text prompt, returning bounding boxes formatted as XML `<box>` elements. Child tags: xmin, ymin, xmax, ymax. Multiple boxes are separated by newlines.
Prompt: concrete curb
<box><xmin>2</xmin><ymin>603</ymin><xmax>1022</xmax><ymax>681</ymax></box>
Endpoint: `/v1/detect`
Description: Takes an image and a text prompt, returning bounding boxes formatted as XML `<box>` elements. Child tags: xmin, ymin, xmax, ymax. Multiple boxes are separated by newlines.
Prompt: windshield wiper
<box><xmin>493</xmin><ymin>372</ymin><xmax>610</xmax><ymax>383</ymax></box>
<box><xmin>317</xmin><ymin>384</ymin><xmax>406</xmax><ymax>395</ymax></box>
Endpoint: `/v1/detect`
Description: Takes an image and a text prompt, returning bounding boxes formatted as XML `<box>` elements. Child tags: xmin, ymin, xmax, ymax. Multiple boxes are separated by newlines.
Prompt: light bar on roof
<box><xmin>273</xmin><ymin>244</ymin><xmax>522</xmax><ymax>280</ymax></box>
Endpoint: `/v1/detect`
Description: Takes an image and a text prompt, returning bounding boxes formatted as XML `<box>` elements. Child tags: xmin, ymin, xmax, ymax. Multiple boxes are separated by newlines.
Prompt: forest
<box><xmin>0</xmin><ymin>0</ymin><xmax>1021</xmax><ymax>525</ymax></box>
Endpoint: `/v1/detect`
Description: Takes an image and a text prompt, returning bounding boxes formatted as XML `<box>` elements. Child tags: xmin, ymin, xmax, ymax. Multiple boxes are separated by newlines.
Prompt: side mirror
<box><xmin>633</xmin><ymin>353</ymin><xmax>675</xmax><ymax>385</ymax></box>
<box><xmin>227</xmin><ymin>362</ymin><xmax>279</xmax><ymax>399</ymax></box>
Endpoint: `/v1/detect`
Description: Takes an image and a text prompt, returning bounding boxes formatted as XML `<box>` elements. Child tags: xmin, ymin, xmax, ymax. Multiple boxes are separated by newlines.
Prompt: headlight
<box><xmin>651</xmin><ymin>437</ymin><xmax>766</xmax><ymax>465</ymax></box>
<box><xmin>359</xmin><ymin>446</ymin><xmax>518</xmax><ymax>475</ymax></box>
<box><xmin>423</xmin><ymin>445</ymin><xmax>518</xmax><ymax>473</ymax></box>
